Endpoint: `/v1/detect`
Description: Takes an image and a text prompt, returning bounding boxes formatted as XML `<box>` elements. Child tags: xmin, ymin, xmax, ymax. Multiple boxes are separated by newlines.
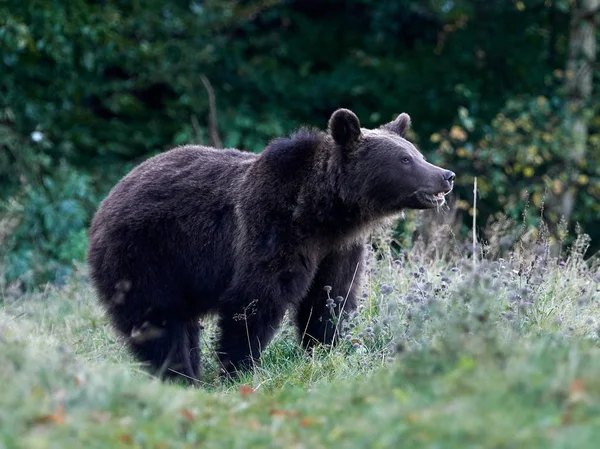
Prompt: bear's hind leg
<box><xmin>186</xmin><ymin>320</ymin><xmax>203</xmax><ymax>379</ymax></box>
<box><xmin>128</xmin><ymin>317</ymin><xmax>200</xmax><ymax>384</ymax></box>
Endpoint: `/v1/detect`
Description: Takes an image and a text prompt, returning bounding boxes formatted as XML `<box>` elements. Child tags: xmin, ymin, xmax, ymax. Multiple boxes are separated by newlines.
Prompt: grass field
<box><xmin>1</xmin><ymin>227</ymin><xmax>600</xmax><ymax>449</ymax></box>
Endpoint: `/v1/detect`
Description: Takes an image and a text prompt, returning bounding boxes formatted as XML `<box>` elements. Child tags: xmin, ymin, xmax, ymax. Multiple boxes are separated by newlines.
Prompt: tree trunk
<box><xmin>558</xmin><ymin>0</ymin><xmax>598</xmax><ymax>223</ymax></box>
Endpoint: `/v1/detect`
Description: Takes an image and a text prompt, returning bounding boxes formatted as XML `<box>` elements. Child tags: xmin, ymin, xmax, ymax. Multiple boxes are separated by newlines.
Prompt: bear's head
<box><xmin>328</xmin><ymin>108</ymin><xmax>455</xmax><ymax>214</ymax></box>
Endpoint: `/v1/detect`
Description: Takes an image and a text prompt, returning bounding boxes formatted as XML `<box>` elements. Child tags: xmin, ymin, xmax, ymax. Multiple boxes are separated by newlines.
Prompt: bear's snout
<box><xmin>442</xmin><ymin>170</ymin><xmax>455</xmax><ymax>192</ymax></box>
<box><xmin>443</xmin><ymin>170</ymin><xmax>456</xmax><ymax>184</ymax></box>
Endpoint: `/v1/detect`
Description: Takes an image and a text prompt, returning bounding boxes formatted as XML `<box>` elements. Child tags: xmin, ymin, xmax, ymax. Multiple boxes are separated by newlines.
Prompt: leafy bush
<box><xmin>1</xmin><ymin>161</ymin><xmax>97</xmax><ymax>287</ymax></box>
<box><xmin>430</xmin><ymin>91</ymin><xmax>600</xmax><ymax>246</ymax></box>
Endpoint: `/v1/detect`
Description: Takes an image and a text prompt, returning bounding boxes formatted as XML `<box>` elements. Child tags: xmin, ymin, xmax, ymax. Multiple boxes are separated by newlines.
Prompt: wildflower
<box><xmin>501</xmin><ymin>312</ymin><xmax>514</xmax><ymax>321</ymax></box>
<box><xmin>380</xmin><ymin>284</ymin><xmax>394</xmax><ymax>295</ymax></box>
<box><xmin>324</xmin><ymin>285</ymin><xmax>332</xmax><ymax>293</ymax></box>
<box><xmin>405</xmin><ymin>294</ymin><xmax>419</xmax><ymax>304</ymax></box>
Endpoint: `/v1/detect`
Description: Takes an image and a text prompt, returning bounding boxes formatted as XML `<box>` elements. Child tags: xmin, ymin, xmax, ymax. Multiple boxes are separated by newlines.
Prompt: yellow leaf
<box><xmin>552</xmin><ymin>180</ymin><xmax>563</xmax><ymax>194</ymax></box>
<box><xmin>430</xmin><ymin>133</ymin><xmax>441</xmax><ymax>143</ymax></box>
<box><xmin>440</xmin><ymin>140</ymin><xmax>453</xmax><ymax>152</ymax></box>
<box><xmin>501</xmin><ymin>121</ymin><xmax>517</xmax><ymax>133</ymax></box>
<box><xmin>536</xmin><ymin>96</ymin><xmax>547</xmax><ymax>107</ymax></box>
<box><xmin>523</xmin><ymin>167</ymin><xmax>534</xmax><ymax>177</ymax></box>
<box><xmin>516</xmin><ymin>1</ymin><xmax>525</xmax><ymax>11</ymax></box>
<box><xmin>578</xmin><ymin>174</ymin><xmax>589</xmax><ymax>185</ymax></box>
<box><xmin>457</xmin><ymin>199</ymin><xmax>470</xmax><ymax>210</ymax></box>
<box><xmin>450</xmin><ymin>126</ymin><xmax>467</xmax><ymax>141</ymax></box>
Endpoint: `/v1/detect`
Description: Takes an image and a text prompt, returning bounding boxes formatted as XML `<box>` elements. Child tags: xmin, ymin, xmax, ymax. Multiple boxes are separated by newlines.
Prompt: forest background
<box><xmin>2</xmin><ymin>0</ymin><xmax>599</xmax><ymax>288</ymax></box>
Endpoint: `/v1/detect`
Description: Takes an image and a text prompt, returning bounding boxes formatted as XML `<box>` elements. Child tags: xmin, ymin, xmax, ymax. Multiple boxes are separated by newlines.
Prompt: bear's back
<box><xmin>88</xmin><ymin>145</ymin><xmax>256</xmax><ymax>304</ymax></box>
<box><xmin>91</xmin><ymin>145</ymin><xmax>255</xmax><ymax>230</ymax></box>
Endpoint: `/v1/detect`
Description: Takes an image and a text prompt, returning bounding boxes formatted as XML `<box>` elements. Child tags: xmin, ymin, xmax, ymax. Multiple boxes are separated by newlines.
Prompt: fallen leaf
<box><xmin>119</xmin><ymin>433</ymin><xmax>133</xmax><ymax>444</ymax></box>
<box><xmin>239</xmin><ymin>385</ymin><xmax>254</xmax><ymax>397</ymax></box>
<box><xmin>405</xmin><ymin>413</ymin><xmax>418</xmax><ymax>424</ymax></box>
<box><xmin>34</xmin><ymin>404</ymin><xmax>65</xmax><ymax>425</ymax></box>
<box><xmin>181</xmin><ymin>408</ymin><xmax>195</xmax><ymax>423</ymax></box>
<box><xmin>569</xmin><ymin>379</ymin><xmax>585</xmax><ymax>394</ymax></box>
<box><xmin>300</xmin><ymin>417</ymin><xmax>312</xmax><ymax>427</ymax></box>
<box><xmin>270</xmin><ymin>409</ymin><xmax>299</xmax><ymax>418</ymax></box>
<box><xmin>568</xmin><ymin>379</ymin><xmax>588</xmax><ymax>403</ymax></box>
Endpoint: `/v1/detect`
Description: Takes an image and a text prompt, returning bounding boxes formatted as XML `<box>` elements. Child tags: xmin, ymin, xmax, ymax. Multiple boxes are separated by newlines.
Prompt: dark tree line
<box><xmin>1</xmin><ymin>0</ymin><xmax>598</xmax><ymax>286</ymax></box>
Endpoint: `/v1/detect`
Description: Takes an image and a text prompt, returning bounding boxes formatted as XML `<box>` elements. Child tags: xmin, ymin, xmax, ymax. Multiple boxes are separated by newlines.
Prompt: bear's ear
<box><xmin>328</xmin><ymin>108</ymin><xmax>361</xmax><ymax>146</ymax></box>
<box><xmin>382</xmin><ymin>113</ymin><xmax>411</xmax><ymax>138</ymax></box>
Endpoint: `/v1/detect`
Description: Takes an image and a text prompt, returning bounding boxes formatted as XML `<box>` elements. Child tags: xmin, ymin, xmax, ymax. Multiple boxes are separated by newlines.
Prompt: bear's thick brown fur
<box><xmin>88</xmin><ymin>109</ymin><xmax>455</xmax><ymax>382</ymax></box>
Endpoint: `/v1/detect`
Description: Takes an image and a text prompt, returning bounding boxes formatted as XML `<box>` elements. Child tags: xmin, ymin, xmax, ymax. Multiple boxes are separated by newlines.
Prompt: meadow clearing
<box><xmin>1</xmin><ymin>215</ymin><xmax>599</xmax><ymax>449</ymax></box>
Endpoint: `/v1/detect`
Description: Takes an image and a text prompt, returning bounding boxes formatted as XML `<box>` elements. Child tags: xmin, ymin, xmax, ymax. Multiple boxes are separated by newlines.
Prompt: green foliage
<box><xmin>1</xmin><ymin>162</ymin><xmax>96</xmax><ymax>287</ymax></box>
<box><xmin>431</xmin><ymin>91</ymin><xmax>600</xmax><ymax>244</ymax></box>
<box><xmin>1</xmin><ymin>0</ymin><xmax>597</xmax><ymax>285</ymax></box>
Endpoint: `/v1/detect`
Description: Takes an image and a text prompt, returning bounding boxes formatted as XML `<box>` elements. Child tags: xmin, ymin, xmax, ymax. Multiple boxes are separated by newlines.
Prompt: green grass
<box><xmin>1</xmin><ymin>231</ymin><xmax>600</xmax><ymax>449</ymax></box>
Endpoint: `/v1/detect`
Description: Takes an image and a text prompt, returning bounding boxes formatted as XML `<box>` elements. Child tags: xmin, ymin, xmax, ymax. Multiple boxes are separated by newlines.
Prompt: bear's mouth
<box><xmin>422</xmin><ymin>189</ymin><xmax>451</xmax><ymax>208</ymax></box>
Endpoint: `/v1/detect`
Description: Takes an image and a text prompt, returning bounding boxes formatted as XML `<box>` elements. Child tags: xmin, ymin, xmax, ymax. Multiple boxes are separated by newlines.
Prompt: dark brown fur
<box><xmin>87</xmin><ymin>109</ymin><xmax>455</xmax><ymax>382</ymax></box>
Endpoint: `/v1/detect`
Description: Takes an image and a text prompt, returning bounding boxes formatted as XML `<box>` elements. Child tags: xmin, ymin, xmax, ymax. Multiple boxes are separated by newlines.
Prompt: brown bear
<box><xmin>87</xmin><ymin>108</ymin><xmax>455</xmax><ymax>382</ymax></box>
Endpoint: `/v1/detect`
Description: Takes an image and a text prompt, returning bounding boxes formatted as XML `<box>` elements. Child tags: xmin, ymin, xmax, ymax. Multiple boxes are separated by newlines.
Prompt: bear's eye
<box><xmin>401</xmin><ymin>157</ymin><xmax>411</xmax><ymax>164</ymax></box>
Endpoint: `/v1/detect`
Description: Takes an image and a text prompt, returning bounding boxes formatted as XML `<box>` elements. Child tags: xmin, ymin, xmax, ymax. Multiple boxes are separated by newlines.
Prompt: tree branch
<box><xmin>199</xmin><ymin>74</ymin><xmax>223</xmax><ymax>149</ymax></box>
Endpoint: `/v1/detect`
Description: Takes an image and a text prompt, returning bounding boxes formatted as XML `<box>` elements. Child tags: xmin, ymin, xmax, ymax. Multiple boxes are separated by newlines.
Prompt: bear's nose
<box><xmin>443</xmin><ymin>170</ymin><xmax>456</xmax><ymax>183</ymax></box>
